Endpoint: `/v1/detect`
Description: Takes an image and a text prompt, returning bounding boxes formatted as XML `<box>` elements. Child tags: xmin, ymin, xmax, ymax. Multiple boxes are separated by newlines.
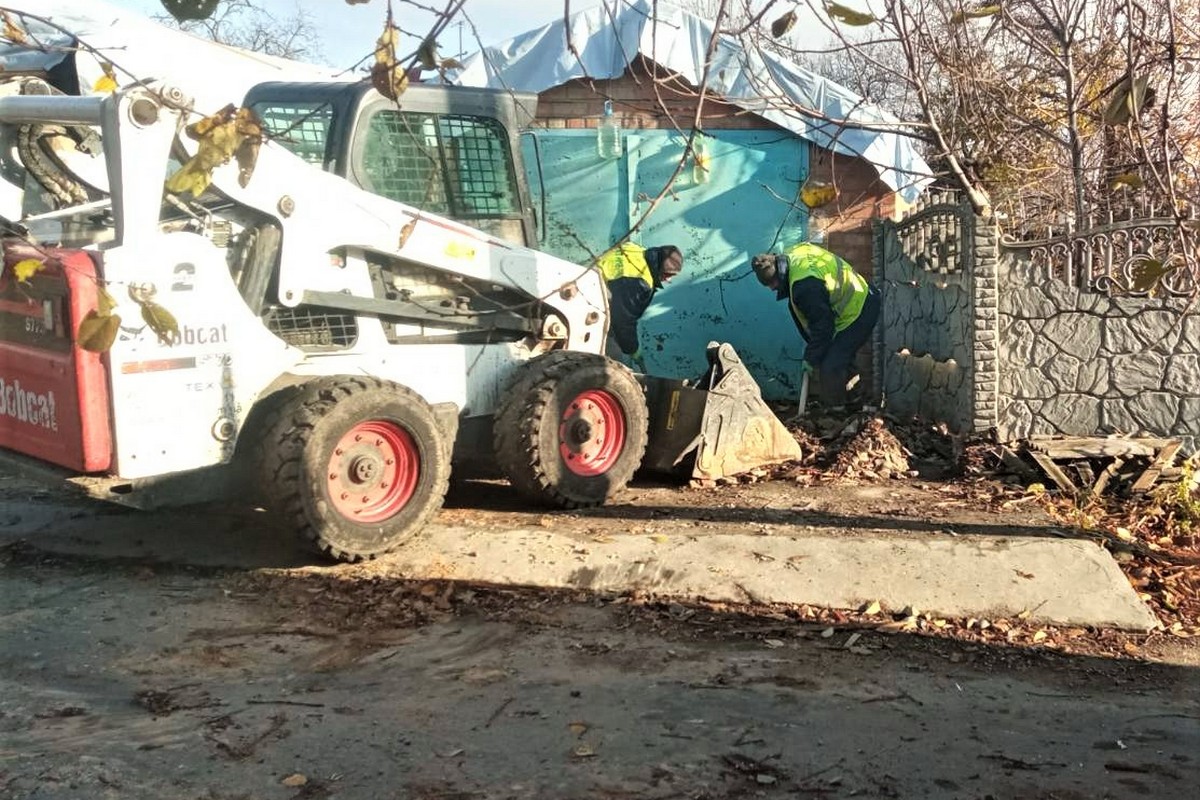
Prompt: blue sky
<box><xmin>105</xmin><ymin>0</ymin><xmax>586</xmax><ymax>67</ymax></box>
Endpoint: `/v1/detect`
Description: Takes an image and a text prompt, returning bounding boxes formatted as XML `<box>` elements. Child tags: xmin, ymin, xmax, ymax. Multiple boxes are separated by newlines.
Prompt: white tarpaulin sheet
<box><xmin>0</xmin><ymin>0</ymin><xmax>341</xmax><ymax>113</ymax></box>
<box><xmin>454</xmin><ymin>0</ymin><xmax>931</xmax><ymax>201</ymax></box>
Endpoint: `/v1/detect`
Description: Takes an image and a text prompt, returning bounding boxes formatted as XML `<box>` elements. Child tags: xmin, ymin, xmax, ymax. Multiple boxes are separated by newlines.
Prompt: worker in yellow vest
<box><xmin>596</xmin><ymin>242</ymin><xmax>684</xmax><ymax>371</ymax></box>
<box><xmin>751</xmin><ymin>242</ymin><xmax>880</xmax><ymax>408</ymax></box>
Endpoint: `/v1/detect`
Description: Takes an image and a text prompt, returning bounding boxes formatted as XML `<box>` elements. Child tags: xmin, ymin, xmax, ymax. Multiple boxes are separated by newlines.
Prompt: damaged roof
<box><xmin>453</xmin><ymin>0</ymin><xmax>931</xmax><ymax>202</ymax></box>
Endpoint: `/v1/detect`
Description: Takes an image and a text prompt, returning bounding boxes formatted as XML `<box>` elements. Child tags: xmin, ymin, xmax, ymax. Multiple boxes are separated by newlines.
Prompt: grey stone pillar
<box><xmin>972</xmin><ymin>222</ymin><xmax>1000</xmax><ymax>433</ymax></box>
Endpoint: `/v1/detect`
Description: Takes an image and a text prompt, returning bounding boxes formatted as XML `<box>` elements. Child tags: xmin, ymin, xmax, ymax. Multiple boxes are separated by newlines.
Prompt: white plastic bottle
<box><xmin>597</xmin><ymin>99</ymin><xmax>622</xmax><ymax>159</ymax></box>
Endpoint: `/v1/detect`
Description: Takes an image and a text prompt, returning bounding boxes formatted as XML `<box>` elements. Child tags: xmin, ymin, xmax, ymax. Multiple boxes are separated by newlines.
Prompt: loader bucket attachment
<box><xmin>641</xmin><ymin>342</ymin><xmax>803</xmax><ymax>481</ymax></box>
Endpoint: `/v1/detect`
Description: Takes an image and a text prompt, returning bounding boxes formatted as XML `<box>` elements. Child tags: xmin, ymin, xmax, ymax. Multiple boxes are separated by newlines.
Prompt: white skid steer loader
<box><xmin>0</xmin><ymin>81</ymin><xmax>798</xmax><ymax>562</ymax></box>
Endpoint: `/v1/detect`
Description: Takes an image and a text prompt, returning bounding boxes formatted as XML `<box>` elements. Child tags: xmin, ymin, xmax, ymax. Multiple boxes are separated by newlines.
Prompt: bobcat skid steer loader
<box><xmin>0</xmin><ymin>83</ymin><xmax>653</xmax><ymax>561</ymax></box>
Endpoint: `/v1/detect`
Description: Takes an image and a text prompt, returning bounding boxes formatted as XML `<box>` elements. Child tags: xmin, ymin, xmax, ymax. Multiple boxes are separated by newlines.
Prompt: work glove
<box><xmin>630</xmin><ymin>349</ymin><xmax>647</xmax><ymax>373</ymax></box>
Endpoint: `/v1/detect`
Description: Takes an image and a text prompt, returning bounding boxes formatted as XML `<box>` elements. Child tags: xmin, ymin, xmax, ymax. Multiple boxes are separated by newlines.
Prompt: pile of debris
<box><xmin>826</xmin><ymin>417</ymin><xmax>913</xmax><ymax>481</ymax></box>
<box><xmin>748</xmin><ymin>410</ymin><xmax>962</xmax><ymax>485</ymax></box>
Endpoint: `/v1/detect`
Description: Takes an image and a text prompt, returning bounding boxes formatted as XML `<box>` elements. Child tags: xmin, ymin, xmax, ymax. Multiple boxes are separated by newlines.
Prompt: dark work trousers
<box><xmin>815</xmin><ymin>286</ymin><xmax>881</xmax><ymax>407</ymax></box>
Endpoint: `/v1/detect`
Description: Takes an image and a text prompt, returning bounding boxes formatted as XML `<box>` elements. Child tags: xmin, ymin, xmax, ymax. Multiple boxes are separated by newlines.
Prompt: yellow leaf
<box><xmin>800</xmin><ymin>179</ymin><xmax>839</xmax><ymax>209</ymax></box>
<box><xmin>93</xmin><ymin>62</ymin><xmax>119</xmax><ymax>94</ymax></box>
<box><xmin>1109</xmin><ymin>172</ymin><xmax>1144</xmax><ymax>190</ymax></box>
<box><xmin>1103</xmin><ymin>75</ymin><xmax>1152</xmax><ymax>125</ymax></box>
<box><xmin>1115</xmin><ymin>526</ymin><xmax>1133</xmax><ymax>541</ymax></box>
<box><xmin>568</xmin><ymin>722</ymin><xmax>588</xmax><ymax>737</ymax></box>
<box><xmin>650</xmin><ymin>534</ymin><xmax>668</xmax><ymax>543</ymax></box>
<box><xmin>280</xmin><ymin>774</ymin><xmax>307</xmax><ymax>787</ymax></box>
<box><xmin>771</xmin><ymin>10</ymin><xmax>798</xmax><ymax>38</ymax></box>
<box><xmin>371</xmin><ymin>11</ymin><xmax>409</xmax><ymax>101</ymax></box>
<box><xmin>950</xmin><ymin>5</ymin><xmax>1002</xmax><ymax>23</ymax></box>
<box><xmin>11</xmin><ymin>258</ymin><xmax>44</xmax><ymax>283</ymax></box>
<box><xmin>166</xmin><ymin>105</ymin><xmax>261</xmax><ymax>195</ymax></box>
<box><xmin>140</xmin><ymin>301</ymin><xmax>179</xmax><ymax>346</ymax></box>
<box><xmin>1017</xmin><ymin>609</ymin><xmax>1031</xmax><ymax>620</ymax></box>
<box><xmin>1026</xmin><ymin>483</ymin><xmax>1046</xmax><ymax>496</ymax></box>
<box><xmin>825</xmin><ymin>1</ymin><xmax>877</xmax><ymax>26</ymax></box>
<box><xmin>77</xmin><ymin>310</ymin><xmax>121</xmax><ymax>353</ymax></box>
<box><xmin>862</xmin><ymin>600</ymin><xmax>882</xmax><ymax>616</ymax></box>
<box><xmin>2</xmin><ymin>10</ymin><xmax>27</xmax><ymax>43</ymax></box>
<box><xmin>97</xmin><ymin>285</ymin><xmax>118</xmax><ymax>316</ymax></box>
<box><xmin>1127</xmin><ymin>255</ymin><xmax>1179</xmax><ymax>293</ymax></box>
<box><xmin>1032</xmin><ymin>630</ymin><xmax>1047</xmax><ymax>643</ymax></box>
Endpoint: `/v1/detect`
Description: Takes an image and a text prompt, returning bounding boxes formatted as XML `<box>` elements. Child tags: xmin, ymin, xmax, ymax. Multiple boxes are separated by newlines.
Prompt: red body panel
<box><xmin>0</xmin><ymin>245</ymin><xmax>113</xmax><ymax>472</ymax></box>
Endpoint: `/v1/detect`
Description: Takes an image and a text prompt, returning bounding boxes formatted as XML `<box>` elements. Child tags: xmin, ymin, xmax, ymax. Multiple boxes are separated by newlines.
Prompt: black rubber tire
<box><xmin>259</xmin><ymin>376</ymin><xmax>450</xmax><ymax>562</ymax></box>
<box><xmin>494</xmin><ymin>351</ymin><xmax>648</xmax><ymax>508</ymax></box>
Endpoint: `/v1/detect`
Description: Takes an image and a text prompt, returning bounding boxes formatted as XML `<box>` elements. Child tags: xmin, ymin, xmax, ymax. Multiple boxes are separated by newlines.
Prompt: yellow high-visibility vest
<box><xmin>785</xmin><ymin>243</ymin><xmax>869</xmax><ymax>332</ymax></box>
<box><xmin>597</xmin><ymin>243</ymin><xmax>653</xmax><ymax>288</ymax></box>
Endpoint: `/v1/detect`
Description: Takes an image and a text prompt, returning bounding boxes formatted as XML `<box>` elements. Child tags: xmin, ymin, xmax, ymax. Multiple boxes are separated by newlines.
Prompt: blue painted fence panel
<box><xmin>521</xmin><ymin>129</ymin><xmax>809</xmax><ymax>400</ymax></box>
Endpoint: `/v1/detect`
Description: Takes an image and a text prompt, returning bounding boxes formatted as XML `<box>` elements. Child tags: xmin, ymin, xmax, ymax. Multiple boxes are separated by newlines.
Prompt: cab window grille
<box><xmin>253</xmin><ymin>103</ymin><xmax>333</xmax><ymax>166</ymax></box>
<box><xmin>361</xmin><ymin>111</ymin><xmax>519</xmax><ymax>219</ymax></box>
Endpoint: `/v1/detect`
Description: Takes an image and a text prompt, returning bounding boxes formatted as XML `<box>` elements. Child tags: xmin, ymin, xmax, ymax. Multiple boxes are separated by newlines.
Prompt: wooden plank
<box><xmin>1090</xmin><ymin>458</ymin><xmax>1125</xmax><ymax>497</ymax></box>
<box><xmin>1131</xmin><ymin>441</ymin><xmax>1184</xmax><ymax>494</ymax></box>
<box><xmin>1038</xmin><ymin>440</ymin><xmax>1157</xmax><ymax>459</ymax></box>
<box><xmin>1027</xmin><ymin>435</ymin><xmax>1172</xmax><ymax>460</ymax></box>
<box><xmin>1029</xmin><ymin>452</ymin><xmax>1079</xmax><ymax>495</ymax></box>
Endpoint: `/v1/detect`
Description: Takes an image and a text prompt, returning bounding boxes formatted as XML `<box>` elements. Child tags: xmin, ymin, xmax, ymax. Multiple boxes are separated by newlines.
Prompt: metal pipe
<box><xmin>0</xmin><ymin>95</ymin><xmax>105</xmax><ymax>125</ymax></box>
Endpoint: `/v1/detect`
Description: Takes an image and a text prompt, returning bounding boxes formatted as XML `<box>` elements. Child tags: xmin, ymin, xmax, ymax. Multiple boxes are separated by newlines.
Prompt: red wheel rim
<box><xmin>558</xmin><ymin>389</ymin><xmax>626</xmax><ymax>477</ymax></box>
<box><xmin>326</xmin><ymin>420</ymin><xmax>419</xmax><ymax>523</ymax></box>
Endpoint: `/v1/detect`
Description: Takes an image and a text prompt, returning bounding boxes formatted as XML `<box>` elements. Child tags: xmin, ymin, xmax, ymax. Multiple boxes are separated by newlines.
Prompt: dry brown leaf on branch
<box><xmin>2</xmin><ymin>10</ymin><xmax>27</xmax><ymax>43</ymax></box>
<box><xmin>1103</xmin><ymin>75</ymin><xmax>1153</xmax><ymax>125</ymax></box>
<box><xmin>771</xmin><ymin>11</ymin><xmax>798</xmax><ymax>38</ymax></box>
<box><xmin>140</xmin><ymin>301</ymin><xmax>179</xmax><ymax>346</ymax></box>
<box><xmin>1109</xmin><ymin>172</ymin><xmax>1144</xmax><ymax>190</ymax></box>
<box><xmin>76</xmin><ymin>284</ymin><xmax>122</xmax><ymax>353</ymax></box>
<box><xmin>824</xmin><ymin>1</ymin><xmax>877</xmax><ymax>26</ymax></box>
<box><xmin>417</xmin><ymin>36</ymin><xmax>440</xmax><ymax>70</ymax></box>
<box><xmin>950</xmin><ymin>5</ymin><xmax>1002</xmax><ymax>24</ymax></box>
<box><xmin>77</xmin><ymin>311</ymin><xmax>121</xmax><ymax>353</ymax></box>
<box><xmin>372</xmin><ymin>9</ymin><xmax>409</xmax><ymax>102</ymax></box>
<box><xmin>165</xmin><ymin>105</ymin><xmax>263</xmax><ymax>196</ymax></box>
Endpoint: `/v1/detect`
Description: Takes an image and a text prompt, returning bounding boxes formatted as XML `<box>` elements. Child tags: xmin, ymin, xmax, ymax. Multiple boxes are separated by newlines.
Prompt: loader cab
<box><xmin>244</xmin><ymin>81</ymin><xmax>539</xmax><ymax>249</ymax></box>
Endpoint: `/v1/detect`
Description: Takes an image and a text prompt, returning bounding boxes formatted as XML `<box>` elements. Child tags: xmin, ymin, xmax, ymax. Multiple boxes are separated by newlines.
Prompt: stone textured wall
<box><xmin>875</xmin><ymin>196</ymin><xmax>989</xmax><ymax>432</ymax></box>
<box><xmin>873</xmin><ymin>190</ymin><xmax>1198</xmax><ymax>448</ymax></box>
<box><xmin>997</xmin><ymin>256</ymin><xmax>1200</xmax><ymax>450</ymax></box>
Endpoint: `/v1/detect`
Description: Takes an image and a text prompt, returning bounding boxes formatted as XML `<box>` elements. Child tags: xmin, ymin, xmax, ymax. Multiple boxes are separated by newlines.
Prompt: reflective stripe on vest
<box><xmin>785</xmin><ymin>243</ymin><xmax>869</xmax><ymax>333</ymax></box>
<box><xmin>596</xmin><ymin>243</ymin><xmax>653</xmax><ymax>288</ymax></box>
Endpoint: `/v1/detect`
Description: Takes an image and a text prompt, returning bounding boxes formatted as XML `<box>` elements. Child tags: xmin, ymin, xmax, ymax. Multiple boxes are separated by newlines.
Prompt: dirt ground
<box><xmin>2</xmin><ymin>466</ymin><xmax>1199</xmax><ymax>800</ymax></box>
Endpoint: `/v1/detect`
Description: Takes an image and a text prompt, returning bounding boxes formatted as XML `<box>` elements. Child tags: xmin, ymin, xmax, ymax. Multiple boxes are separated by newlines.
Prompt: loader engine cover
<box><xmin>0</xmin><ymin>244</ymin><xmax>113</xmax><ymax>472</ymax></box>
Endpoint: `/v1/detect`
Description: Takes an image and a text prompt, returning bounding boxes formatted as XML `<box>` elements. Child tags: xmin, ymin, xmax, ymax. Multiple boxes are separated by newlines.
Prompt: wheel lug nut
<box><xmin>329</xmin><ymin>473</ymin><xmax>337</xmax><ymax>480</ymax></box>
<box><xmin>355</xmin><ymin>434</ymin><xmax>362</xmax><ymax>442</ymax></box>
<box><xmin>335</xmin><ymin>448</ymin><xmax>343</xmax><ymax>456</ymax></box>
<box><xmin>340</xmin><ymin>492</ymin><xmax>349</xmax><ymax>500</ymax></box>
